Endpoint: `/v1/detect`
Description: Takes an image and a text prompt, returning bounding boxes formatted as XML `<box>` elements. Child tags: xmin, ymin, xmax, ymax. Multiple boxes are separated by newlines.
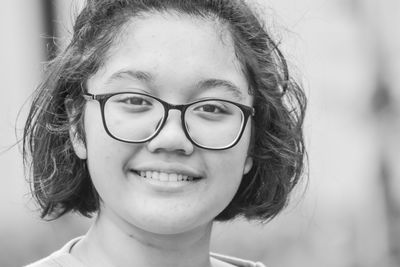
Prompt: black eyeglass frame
<box><xmin>83</xmin><ymin>92</ymin><xmax>255</xmax><ymax>150</ymax></box>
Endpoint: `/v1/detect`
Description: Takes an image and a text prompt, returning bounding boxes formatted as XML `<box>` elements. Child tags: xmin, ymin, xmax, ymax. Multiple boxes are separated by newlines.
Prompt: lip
<box><xmin>129</xmin><ymin>162</ymin><xmax>205</xmax><ymax>179</ymax></box>
<box><xmin>127</xmin><ymin>169</ymin><xmax>204</xmax><ymax>193</ymax></box>
<box><xmin>126</xmin><ymin>162</ymin><xmax>205</xmax><ymax>193</ymax></box>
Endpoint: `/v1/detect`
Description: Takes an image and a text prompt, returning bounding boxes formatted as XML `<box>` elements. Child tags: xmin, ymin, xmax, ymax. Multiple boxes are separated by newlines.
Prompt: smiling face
<box><xmin>72</xmin><ymin>12</ymin><xmax>253</xmax><ymax>235</ymax></box>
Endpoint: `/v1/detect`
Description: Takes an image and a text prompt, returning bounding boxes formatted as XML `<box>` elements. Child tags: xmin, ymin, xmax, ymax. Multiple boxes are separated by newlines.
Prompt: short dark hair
<box><xmin>23</xmin><ymin>0</ymin><xmax>307</xmax><ymax>221</ymax></box>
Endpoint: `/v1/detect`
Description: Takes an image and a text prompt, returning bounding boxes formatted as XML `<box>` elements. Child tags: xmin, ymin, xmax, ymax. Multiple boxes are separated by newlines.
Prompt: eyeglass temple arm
<box><xmin>83</xmin><ymin>93</ymin><xmax>95</xmax><ymax>101</ymax></box>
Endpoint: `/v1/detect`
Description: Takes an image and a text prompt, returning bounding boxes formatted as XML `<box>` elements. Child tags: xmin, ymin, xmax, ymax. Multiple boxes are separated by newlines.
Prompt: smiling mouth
<box><xmin>131</xmin><ymin>170</ymin><xmax>202</xmax><ymax>182</ymax></box>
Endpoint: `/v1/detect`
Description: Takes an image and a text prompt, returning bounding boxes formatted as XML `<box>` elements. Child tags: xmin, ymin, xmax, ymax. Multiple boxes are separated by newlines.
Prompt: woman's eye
<box><xmin>196</xmin><ymin>103</ymin><xmax>227</xmax><ymax>114</ymax></box>
<box><xmin>123</xmin><ymin>97</ymin><xmax>151</xmax><ymax>106</ymax></box>
<box><xmin>199</xmin><ymin>105</ymin><xmax>221</xmax><ymax>113</ymax></box>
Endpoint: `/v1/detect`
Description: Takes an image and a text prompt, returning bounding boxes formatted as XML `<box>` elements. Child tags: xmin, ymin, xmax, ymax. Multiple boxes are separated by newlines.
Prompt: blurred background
<box><xmin>0</xmin><ymin>0</ymin><xmax>399</xmax><ymax>266</ymax></box>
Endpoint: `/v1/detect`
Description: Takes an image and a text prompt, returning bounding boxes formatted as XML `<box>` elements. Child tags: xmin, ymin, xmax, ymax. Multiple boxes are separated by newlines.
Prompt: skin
<box><xmin>70</xmin><ymin>12</ymin><xmax>253</xmax><ymax>267</ymax></box>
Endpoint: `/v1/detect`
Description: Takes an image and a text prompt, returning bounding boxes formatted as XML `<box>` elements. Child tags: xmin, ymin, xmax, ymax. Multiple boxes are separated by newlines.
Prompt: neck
<box><xmin>72</xmin><ymin>208</ymin><xmax>213</xmax><ymax>267</ymax></box>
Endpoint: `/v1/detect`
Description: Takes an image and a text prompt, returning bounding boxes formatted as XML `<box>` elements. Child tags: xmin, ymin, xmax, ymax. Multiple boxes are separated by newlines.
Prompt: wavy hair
<box><xmin>23</xmin><ymin>0</ymin><xmax>307</xmax><ymax>221</ymax></box>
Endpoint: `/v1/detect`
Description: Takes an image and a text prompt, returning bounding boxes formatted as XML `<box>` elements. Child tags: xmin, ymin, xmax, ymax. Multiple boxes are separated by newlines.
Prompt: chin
<box><xmin>128</xmin><ymin>211</ymin><xmax>214</xmax><ymax>235</ymax></box>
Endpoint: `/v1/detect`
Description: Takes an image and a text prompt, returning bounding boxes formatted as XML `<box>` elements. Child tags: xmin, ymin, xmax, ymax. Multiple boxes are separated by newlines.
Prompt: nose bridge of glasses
<box><xmin>162</xmin><ymin>102</ymin><xmax>188</xmax><ymax>123</ymax></box>
<box><xmin>164</xmin><ymin>102</ymin><xmax>187</xmax><ymax>113</ymax></box>
<box><xmin>163</xmin><ymin>103</ymin><xmax>186</xmax><ymax>127</ymax></box>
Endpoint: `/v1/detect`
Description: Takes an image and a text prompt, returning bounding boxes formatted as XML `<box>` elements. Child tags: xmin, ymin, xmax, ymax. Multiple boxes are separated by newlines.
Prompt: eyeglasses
<box><xmin>83</xmin><ymin>92</ymin><xmax>255</xmax><ymax>150</ymax></box>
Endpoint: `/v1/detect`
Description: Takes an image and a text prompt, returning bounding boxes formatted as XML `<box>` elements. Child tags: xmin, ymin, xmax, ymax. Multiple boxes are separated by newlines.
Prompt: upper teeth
<box><xmin>139</xmin><ymin>171</ymin><xmax>194</xmax><ymax>182</ymax></box>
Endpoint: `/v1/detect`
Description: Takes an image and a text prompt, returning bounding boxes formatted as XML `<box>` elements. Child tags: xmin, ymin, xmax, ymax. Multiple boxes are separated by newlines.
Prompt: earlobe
<box><xmin>243</xmin><ymin>156</ymin><xmax>253</xmax><ymax>174</ymax></box>
<box><xmin>70</xmin><ymin>128</ymin><xmax>87</xmax><ymax>160</ymax></box>
<box><xmin>65</xmin><ymin>99</ymin><xmax>87</xmax><ymax>160</ymax></box>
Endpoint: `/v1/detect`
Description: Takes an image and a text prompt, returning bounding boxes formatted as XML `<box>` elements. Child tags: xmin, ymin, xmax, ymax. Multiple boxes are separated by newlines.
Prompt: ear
<box><xmin>243</xmin><ymin>156</ymin><xmax>253</xmax><ymax>174</ymax></box>
<box><xmin>65</xmin><ymin>100</ymin><xmax>87</xmax><ymax>160</ymax></box>
<box><xmin>69</xmin><ymin>125</ymin><xmax>87</xmax><ymax>160</ymax></box>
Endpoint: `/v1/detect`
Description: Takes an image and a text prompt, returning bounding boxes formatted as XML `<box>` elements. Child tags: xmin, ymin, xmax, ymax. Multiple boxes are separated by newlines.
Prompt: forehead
<box><xmin>109</xmin><ymin>12</ymin><xmax>239</xmax><ymax>69</ymax></box>
<box><xmin>88</xmin><ymin>11</ymin><xmax>250</xmax><ymax>102</ymax></box>
<box><xmin>115</xmin><ymin>11</ymin><xmax>234</xmax><ymax>54</ymax></box>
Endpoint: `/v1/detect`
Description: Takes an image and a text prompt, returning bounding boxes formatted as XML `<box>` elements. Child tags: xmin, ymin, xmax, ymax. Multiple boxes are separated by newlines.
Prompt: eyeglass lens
<box><xmin>103</xmin><ymin>93</ymin><xmax>245</xmax><ymax>148</ymax></box>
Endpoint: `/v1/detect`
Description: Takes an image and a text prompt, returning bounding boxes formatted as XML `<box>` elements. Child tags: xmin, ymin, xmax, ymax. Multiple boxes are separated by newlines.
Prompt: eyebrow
<box><xmin>196</xmin><ymin>79</ymin><xmax>245</xmax><ymax>101</ymax></box>
<box><xmin>105</xmin><ymin>70</ymin><xmax>245</xmax><ymax>100</ymax></box>
<box><xmin>105</xmin><ymin>70</ymin><xmax>154</xmax><ymax>85</ymax></box>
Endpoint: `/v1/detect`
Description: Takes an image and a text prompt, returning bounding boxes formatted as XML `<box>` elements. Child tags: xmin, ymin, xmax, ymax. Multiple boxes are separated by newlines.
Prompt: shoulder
<box><xmin>24</xmin><ymin>255</ymin><xmax>62</xmax><ymax>267</ymax></box>
<box><xmin>24</xmin><ymin>237</ymin><xmax>85</xmax><ymax>267</ymax></box>
<box><xmin>210</xmin><ymin>252</ymin><xmax>267</xmax><ymax>267</ymax></box>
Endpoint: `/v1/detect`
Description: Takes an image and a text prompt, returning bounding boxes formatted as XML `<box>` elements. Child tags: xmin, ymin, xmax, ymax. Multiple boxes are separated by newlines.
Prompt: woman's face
<box><xmin>72</xmin><ymin>13</ymin><xmax>253</xmax><ymax>235</ymax></box>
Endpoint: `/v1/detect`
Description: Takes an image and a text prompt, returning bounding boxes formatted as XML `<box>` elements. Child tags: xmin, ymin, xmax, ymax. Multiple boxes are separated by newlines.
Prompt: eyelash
<box><xmin>120</xmin><ymin>97</ymin><xmax>152</xmax><ymax>105</ymax></box>
<box><xmin>195</xmin><ymin>103</ymin><xmax>227</xmax><ymax>113</ymax></box>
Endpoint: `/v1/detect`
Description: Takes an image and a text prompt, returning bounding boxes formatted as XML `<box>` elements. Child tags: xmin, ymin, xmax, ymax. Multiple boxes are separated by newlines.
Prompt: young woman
<box><xmin>24</xmin><ymin>0</ymin><xmax>306</xmax><ymax>266</ymax></box>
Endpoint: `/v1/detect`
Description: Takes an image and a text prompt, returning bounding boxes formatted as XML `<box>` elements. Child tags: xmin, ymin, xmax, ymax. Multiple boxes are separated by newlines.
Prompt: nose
<box><xmin>146</xmin><ymin>110</ymin><xmax>194</xmax><ymax>155</ymax></box>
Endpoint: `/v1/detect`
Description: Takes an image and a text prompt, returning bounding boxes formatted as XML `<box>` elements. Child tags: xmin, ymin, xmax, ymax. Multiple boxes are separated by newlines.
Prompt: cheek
<box><xmin>82</xmin><ymin>106</ymin><xmax>135</xmax><ymax>192</ymax></box>
<box><xmin>83</xmin><ymin>102</ymin><xmax>132</xmax><ymax>160</ymax></box>
<box><xmin>207</xmin><ymin>149</ymin><xmax>248</xmax><ymax>184</ymax></box>
<box><xmin>199</xmin><ymin>150</ymin><xmax>247</xmax><ymax>221</ymax></box>
<box><xmin>204</xmin><ymin>130</ymin><xmax>252</xmax><ymax>200</ymax></box>
<box><xmin>84</xmin><ymin>106</ymin><xmax>113</xmax><ymax>164</ymax></box>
